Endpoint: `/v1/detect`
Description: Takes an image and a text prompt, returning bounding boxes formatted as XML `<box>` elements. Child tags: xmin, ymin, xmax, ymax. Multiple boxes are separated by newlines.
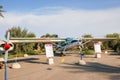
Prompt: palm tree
<box><xmin>6</xmin><ymin>26</ymin><xmax>36</xmax><ymax>55</ymax></box>
<box><xmin>0</xmin><ymin>5</ymin><xmax>4</xmax><ymax>18</ymax></box>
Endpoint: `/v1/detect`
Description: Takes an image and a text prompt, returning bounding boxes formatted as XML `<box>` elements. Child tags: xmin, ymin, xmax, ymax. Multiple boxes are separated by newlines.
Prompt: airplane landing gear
<box><xmin>60</xmin><ymin>51</ymin><xmax>66</xmax><ymax>56</ymax></box>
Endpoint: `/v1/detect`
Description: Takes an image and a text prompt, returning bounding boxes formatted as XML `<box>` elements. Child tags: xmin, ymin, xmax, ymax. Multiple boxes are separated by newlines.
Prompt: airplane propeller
<box><xmin>2</xmin><ymin>29</ymin><xmax>14</xmax><ymax>80</ymax></box>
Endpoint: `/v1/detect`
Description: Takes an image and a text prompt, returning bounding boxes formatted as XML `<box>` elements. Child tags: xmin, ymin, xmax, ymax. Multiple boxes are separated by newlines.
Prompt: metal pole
<box><xmin>80</xmin><ymin>51</ymin><xmax>83</xmax><ymax>60</ymax></box>
<box><xmin>4</xmin><ymin>29</ymin><xmax>10</xmax><ymax>80</ymax></box>
<box><xmin>78</xmin><ymin>40</ymin><xmax>83</xmax><ymax>60</ymax></box>
<box><xmin>4</xmin><ymin>50</ymin><xmax>8</xmax><ymax>80</ymax></box>
<box><xmin>79</xmin><ymin>46</ymin><xmax>83</xmax><ymax>60</ymax></box>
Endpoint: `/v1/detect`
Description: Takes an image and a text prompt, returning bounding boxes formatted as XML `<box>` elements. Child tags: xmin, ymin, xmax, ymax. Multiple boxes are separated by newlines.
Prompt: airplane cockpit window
<box><xmin>71</xmin><ymin>40</ymin><xmax>78</xmax><ymax>43</ymax></box>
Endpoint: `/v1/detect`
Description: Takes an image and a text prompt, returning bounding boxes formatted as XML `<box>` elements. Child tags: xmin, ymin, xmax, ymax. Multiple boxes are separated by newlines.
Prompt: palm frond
<box><xmin>0</xmin><ymin>13</ymin><xmax>4</xmax><ymax>17</ymax></box>
<box><xmin>0</xmin><ymin>10</ymin><xmax>5</xmax><ymax>18</ymax></box>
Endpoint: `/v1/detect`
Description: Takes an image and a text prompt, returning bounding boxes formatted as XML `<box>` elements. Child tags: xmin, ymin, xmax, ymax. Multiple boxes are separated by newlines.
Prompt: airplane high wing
<box><xmin>0</xmin><ymin>37</ymin><xmax>116</xmax><ymax>44</ymax></box>
<box><xmin>0</xmin><ymin>37</ymin><xmax>65</xmax><ymax>52</ymax></box>
<box><xmin>0</xmin><ymin>31</ymin><xmax>116</xmax><ymax>55</ymax></box>
<box><xmin>82</xmin><ymin>37</ymin><xmax>116</xmax><ymax>42</ymax></box>
<box><xmin>9</xmin><ymin>38</ymin><xmax>66</xmax><ymax>43</ymax></box>
<box><xmin>0</xmin><ymin>29</ymin><xmax>116</xmax><ymax>49</ymax></box>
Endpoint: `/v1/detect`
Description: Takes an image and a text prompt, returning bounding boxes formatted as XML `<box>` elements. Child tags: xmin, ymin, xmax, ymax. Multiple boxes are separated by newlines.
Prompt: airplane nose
<box><xmin>0</xmin><ymin>41</ymin><xmax>14</xmax><ymax>51</ymax></box>
<box><xmin>4</xmin><ymin>44</ymin><xmax>11</xmax><ymax>50</ymax></box>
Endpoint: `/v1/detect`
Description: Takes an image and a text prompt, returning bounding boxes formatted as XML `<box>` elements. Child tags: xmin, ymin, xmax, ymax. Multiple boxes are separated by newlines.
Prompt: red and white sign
<box><xmin>45</xmin><ymin>44</ymin><xmax>54</xmax><ymax>58</ymax></box>
<box><xmin>94</xmin><ymin>43</ymin><xmax>101</xmax><ymax>53</ymax></box>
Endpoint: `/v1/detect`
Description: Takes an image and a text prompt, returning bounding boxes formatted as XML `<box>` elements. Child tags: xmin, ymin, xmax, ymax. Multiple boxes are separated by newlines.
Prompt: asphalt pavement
<box><xmin>0</xmin><ymin>53</ymin><xmax>120</xmax><ymax>80</ymax></box>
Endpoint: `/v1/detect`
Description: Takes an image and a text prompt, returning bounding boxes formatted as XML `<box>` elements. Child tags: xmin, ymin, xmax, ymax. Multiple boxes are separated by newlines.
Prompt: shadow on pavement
<box><xmin>61</xmin><ymin>62</ymin><xmax>120</xmax><ymax>73</ymax></box>
<box><xmin>110</xmin><ymin>75</ymin><xmax>120</xmax><ymax>80</ymax></box>
<box><xmin>8</xmin><ymin>58</ymin><xmax>48</xmax><ymax>64</ymax></box>
<box><xmin>60</xmin><ymin>62</ymin><xmax>120</xmax><ymax>80</ymax></box>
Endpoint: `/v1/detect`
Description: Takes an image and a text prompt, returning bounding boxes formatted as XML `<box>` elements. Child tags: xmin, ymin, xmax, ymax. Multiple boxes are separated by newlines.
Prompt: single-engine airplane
<box><xmin>0</xmin><ymin>30</ymin><xmax>116</xmax><ymax>55</ymax></box>
<box><xmin>0</xmin><ymin>37</ymin><xmax>116</xmax><ymax>53</ymax></box>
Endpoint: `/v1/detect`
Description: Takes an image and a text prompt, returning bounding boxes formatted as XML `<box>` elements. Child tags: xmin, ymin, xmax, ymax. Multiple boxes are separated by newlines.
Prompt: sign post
<box><xmin>94</xmin><ymin>42</ymin><xmax>101</xmax><ymax>58</ymax></box>
<box><xmin>45</xmin><ymin>44</ymin><xmax>54</xmax><ymax>65</ymax></box>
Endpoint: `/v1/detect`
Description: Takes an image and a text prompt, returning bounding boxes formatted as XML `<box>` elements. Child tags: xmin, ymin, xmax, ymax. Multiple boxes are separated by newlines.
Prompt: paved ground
<box><xmin>0</xmin><ymin>52</ymin><xmax>120</xmax><ymax>80</ymax></box>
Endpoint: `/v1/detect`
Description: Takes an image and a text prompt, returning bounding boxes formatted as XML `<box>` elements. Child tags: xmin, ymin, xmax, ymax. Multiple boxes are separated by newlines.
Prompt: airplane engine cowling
<box><xmin>0</xmin><ymin>41</ymin><xmax>5</xmax><ymax>51</ymax></box>
<box><xmin>0</xmin><ymin>41</ymin><xmax>14</xmax><ymax>52</ymax></box>
<box><xmin>7</xmin><ymin>42</ymin><xmax>14</xmax><ymax>51</ymax></box>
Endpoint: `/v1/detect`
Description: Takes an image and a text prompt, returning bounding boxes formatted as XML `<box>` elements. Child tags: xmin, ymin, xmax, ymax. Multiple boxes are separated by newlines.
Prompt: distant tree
<box><xmin>82</xmin><ymin>34</ymin><xmax>94</xmax><ymax>50</ymax></box>
<box><xmin>27</xmin><ymin>32</ymin><xmax>36</xmax><ymax>37</ymax></box>
<box><xmin>37</xmin><ymin>33</ymin><xmax>58</xmax><ymax>51</ymax></box>
<box><xmin>105</xmin><ymin>33</ymin><xmax>120</xmax><ymax>51</ymax></box>
<box><xmin>106</xmin><ymin>33</ymin><xmax>120</xmax><ymax>39</ymax></box>
<box><xmin>5</xmin><ymin>26</ymin><xmax>36</xmax><ymax>55</ymax></box>
<box><xmin>106</xmin><ymin>34</ymin><xmax>113</xmax><ymax>38</ymax></box>
<box><xmin>7</xmin><ymin>26</ymin><xmax>36</xmax><ymax>38</ymax></box>
<box><xmin>83</xmin><ymin>34</ymin><xmax>93</xmax><ymax>38</ymax></box>
<box><xmin>41</xmin><ymin>33</ymin><xmax>58</xmax><ymax>38</ymax></box>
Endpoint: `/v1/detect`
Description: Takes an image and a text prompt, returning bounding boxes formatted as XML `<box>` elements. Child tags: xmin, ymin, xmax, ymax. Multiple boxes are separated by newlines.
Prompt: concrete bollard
<box><xmin>24</xmin><ymin>54</ymin><xmax>28</xmax><ymax>57</ymax></box>
<box><xmin>0</xmin><ymin>58</ymin><xmax>4</xmax><ymax>69</ymax></box>
<box><xmin>0</xmin><ymin>58</ymin><xmax>4</xmax><ymax>62</ymax></box>
<box><xmin>95</xmin><ymin>53</ymin><xmax>101</xmax><ymax>58</ymax></box>
<box><xmin>79</xmin><ymin>60</ymin><xmax>86</xmax><ymax>65</ymax></box>
<box><xmin>48</xmin><ymin>58</ymin><xmax>54</xmax><ymax>65</ymax></box>
<box><xmin>105</xmin><ymin>51</ymin><xmax>108</xmax><ymax>54</ymax></box>
<box><xmin>12</xmin><ymin>62</ymin><xmax>21</xmax><ymax>69</ymax></box>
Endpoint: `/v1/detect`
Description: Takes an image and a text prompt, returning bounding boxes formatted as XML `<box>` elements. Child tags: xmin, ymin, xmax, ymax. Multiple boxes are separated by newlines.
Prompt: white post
<box><xmin>45</xmin><ymin>44</ymin><xmax>54</xmax><ymax>65</ymax></box>
<box><xmin>94</xmin><ymin>42</ymin><xmax>102</xmax><ymax>58</ymax></box>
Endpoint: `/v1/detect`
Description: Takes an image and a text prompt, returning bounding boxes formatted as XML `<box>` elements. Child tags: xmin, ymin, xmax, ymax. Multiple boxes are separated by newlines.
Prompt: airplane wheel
<box><xmin>60</xmin><ymin>52</ymin><xmax>66</xmax><ymax>56</ymax></box>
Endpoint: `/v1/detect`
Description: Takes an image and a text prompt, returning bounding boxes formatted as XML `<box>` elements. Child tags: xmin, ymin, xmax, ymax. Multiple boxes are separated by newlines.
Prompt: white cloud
<box><xmin>0</xmin><ymin>7</ymin><xmax>120</xmax><ymax>39</ymax></box>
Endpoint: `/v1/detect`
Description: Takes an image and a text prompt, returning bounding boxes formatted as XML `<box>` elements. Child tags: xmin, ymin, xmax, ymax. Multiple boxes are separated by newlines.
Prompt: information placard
<box><xmin>94</xmin><ymin>43</ymin><xmax>101</xmax><ymax>53</ymax></box>
<box><xmin>45</xmin><ymin>44</ymin><xmax>54</xmax><ymax>58</ymax></box>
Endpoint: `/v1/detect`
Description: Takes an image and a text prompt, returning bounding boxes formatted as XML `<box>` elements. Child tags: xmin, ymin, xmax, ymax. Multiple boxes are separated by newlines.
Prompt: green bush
<box><xmin>84</xmin><ymin>50</ymin><xmax>95</xmax><ymax>55</ymax></box>
<box><xmin>27</xmin><ymin>50</ymin><xmax>43</xmax><ymax>55</ymax></box>
<box><xmin>8</xmin><ymin>52</ymin><xmax>24</xmax><ymax>59</ymax></box>
<box><xmin>8</xmin><ymin>50</ymin><xmax>45</xmax><ymax>59</ymax></box>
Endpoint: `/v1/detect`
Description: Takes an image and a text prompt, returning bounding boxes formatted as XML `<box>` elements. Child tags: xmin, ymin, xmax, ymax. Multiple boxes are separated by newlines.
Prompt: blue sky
<box><xmin>1</xmin><ymin>0</ymin><xmax>120</xmax><ymax>11</ymax></box>
<box><xmin>0</xmin><ymin>0</ymin><xmax>120</xmax><ymax>39</ymax></box>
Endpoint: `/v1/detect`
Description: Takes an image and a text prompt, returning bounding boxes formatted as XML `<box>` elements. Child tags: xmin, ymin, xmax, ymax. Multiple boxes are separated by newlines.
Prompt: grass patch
<box><xmin>84</xmin><ymin>50</ymin><xmax>95</xmax><ymax>55</ymax></box>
